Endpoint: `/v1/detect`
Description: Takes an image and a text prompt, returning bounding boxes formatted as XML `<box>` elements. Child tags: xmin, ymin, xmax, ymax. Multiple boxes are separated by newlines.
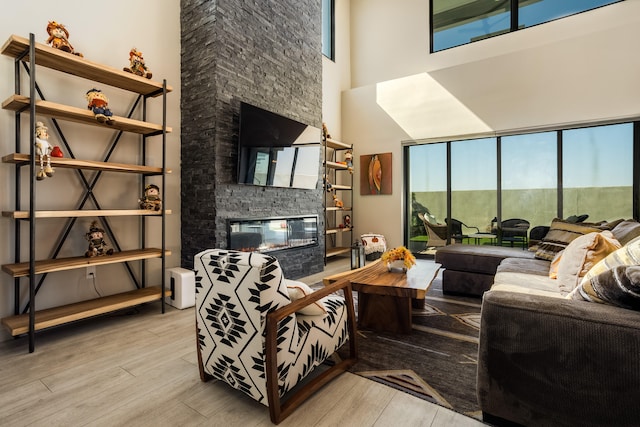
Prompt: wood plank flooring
<box><xmin>0</xmin><ymin>256</ymin><xmax>486</xmax><ymax>426</ymax></box>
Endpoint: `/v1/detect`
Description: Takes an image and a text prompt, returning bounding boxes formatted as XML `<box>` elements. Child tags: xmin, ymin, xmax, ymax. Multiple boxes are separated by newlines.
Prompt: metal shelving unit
<box><xmin>323</xmin><ymin>137</ymin><xmax>353</xmax><ymax>262</ymax></box>
<box><xmin>0</xmin><ymin>33</ymin><xmax>172</xmax><ymax>352</ymax></box>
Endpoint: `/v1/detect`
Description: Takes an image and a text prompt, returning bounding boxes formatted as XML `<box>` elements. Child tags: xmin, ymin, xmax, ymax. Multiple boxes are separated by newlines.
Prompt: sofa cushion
<box><xmin>534</xmin><ymin>218</ymin><xmax>602</xmax><ymax>261</ymax></box>
<box><xmin>436</xmin><ymin>245</ymin><xmax>534</xmax><ymax>275</ymax></box>
<box><xmin>490</xmin><ymin>283</ymin><xmax>565</xmax><ymax>299</ymax></box>
<box><xmin>493</xmin><ymin>271</ymin><xmax>561</xmax><ymax>294</ymax></box>
<box><xmin>555</xmin><ymin>231</ymin><xmax>621</xmax><ymax>294</ymax></box>
<box><xmin>568</xmin><ymin>265</ymin><xmax>640</xmax><ymax>310</ymax></box>
<box><xmin>497</xmin><ymin>257</ymin><xmax>551</xmax><ymax>276</ymax></box>
<box><xmin>611</xmin><ymin>220</ymin><xmax>640</xmax><ymax>246</ymax></box>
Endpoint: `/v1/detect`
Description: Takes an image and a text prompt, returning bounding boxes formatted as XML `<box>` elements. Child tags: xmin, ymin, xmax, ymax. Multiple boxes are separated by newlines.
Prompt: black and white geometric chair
<box><xmin>194</xmin><ymin>249</ymin><xmax>357</xmax><ymax>424</ymax></box>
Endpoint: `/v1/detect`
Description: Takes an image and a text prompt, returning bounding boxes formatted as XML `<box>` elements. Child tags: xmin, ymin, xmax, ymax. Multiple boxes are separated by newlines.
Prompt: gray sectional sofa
<box><xmin>436</xmin><ymin>219</ymin><xmax>640</xmax><ymax>426</ymax></box>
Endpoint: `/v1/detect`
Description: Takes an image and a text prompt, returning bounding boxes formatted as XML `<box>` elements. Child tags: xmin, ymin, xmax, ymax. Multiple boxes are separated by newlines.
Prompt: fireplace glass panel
<box><xmin>228</xmin><ymin>216</ymin><xmax>319</xmax><ymax>253</ymax></box>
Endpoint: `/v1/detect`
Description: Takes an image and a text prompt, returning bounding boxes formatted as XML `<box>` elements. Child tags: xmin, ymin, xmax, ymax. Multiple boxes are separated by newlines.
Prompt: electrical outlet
<box><xmin>86</xmin><ymin>266</ymin><xmax>96</xmax><ymax>279</ymax></box>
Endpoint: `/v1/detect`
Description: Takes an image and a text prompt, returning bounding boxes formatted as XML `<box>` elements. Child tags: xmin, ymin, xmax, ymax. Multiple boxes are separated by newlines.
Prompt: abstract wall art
<box><xmin>360</xmin><ymin>152</ymin><xmax>392</xmax><ymax>195</ymax></box>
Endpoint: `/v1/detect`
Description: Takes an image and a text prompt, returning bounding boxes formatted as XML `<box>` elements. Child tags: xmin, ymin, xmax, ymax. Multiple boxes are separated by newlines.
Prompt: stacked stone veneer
<box><xmin>180</xmin><ymin>0</ymin><xmax>324</xmax><ymax>278</ymax></box>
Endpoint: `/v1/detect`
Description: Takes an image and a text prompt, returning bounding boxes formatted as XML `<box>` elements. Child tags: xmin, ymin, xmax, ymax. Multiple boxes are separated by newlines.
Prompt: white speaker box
<box><xmin>165</xmin><ymin>267</ymin><xmax>196</xmax><ymax>309</ymax></box>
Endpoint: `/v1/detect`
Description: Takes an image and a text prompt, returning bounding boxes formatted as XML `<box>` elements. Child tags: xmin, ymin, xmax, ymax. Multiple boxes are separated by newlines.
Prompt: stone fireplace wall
<box><xmin>180</xmin><ymin>0</ymin><xmax>325</xmax><ymax>278</ymax></box>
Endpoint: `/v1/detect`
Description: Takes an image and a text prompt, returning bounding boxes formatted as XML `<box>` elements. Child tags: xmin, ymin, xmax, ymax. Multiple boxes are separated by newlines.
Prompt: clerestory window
<box><xmin>322</xmin><ymin>0</ymin><xmax>335</xmax><ymax>60</ymax></box>
<box><xmin>431</xmin><ymin>0</ymin><xmax>624</xmax><ymax>53</ymax></box>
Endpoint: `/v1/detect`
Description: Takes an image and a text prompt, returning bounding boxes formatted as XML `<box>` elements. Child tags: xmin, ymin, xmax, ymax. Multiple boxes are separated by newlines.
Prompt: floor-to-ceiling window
<box><xmin>405</xmin><ymin>121</ymin><xmax>637</xmax><ymax>252</ymax></box>
<box><xmin>562</xmin><ymin>123</ymin><xmax>633</xmax><ymax>221</ymax></box>
<box><xmin>406</xmin><ymin>143</ymin><xmax>447</xmax><ymax>252</ymax></box>
<box><xmin>501</xmin><ymin>132</ymin><xmax>557</xmax><ymax>227</ymax></box>
<box><xmin>451</xmin><ymin>138</ymin><xmax>497</xmax><ymax>234</ymax></box>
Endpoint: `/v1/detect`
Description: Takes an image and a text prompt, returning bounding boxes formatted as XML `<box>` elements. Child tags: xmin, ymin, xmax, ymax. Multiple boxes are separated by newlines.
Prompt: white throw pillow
<box><xmin>284</xmin><ymin>279</ymin><xmax>327</xmax><ymax>315</ymax></box>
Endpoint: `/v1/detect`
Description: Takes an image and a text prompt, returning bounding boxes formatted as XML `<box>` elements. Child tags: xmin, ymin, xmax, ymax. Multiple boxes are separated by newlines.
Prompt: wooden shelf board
<box><xmin>324</xmin><ymin>138</ymin><xmax>351</xmax><ymax>150</ymax></box>
<box><xmin>1</xmin><ymin>286</ymin><xmax>171</xmax><ymax>336</ymax></box>
<box><xmin>1</xmin><ymin>35</ymin><xmax>173</xmax><ymax>97</ymax></box>
<box><xmin>326</xmin><ymin>207</ymin><xmax>352</xmax><ymax>212</ymax></box>
<box><xmin>2</xmin><ymin>248</ymin><xmax>170</xmax><ymax>278</ymax></box>
<box><xmin>326</xmin><ymin>227</ymin><xmax>352</xmax><ymax>235</ymax></box>
<box><xmin>3</xmin><ymin>95</ymin><xmax>172</xmax><ymax>135</ymax></box>
<box><xmin>3</xmin><ymin>209</ymin><xmax>172</xmax><ymax>219</ymax></box>
<box><xmin>324</xmin><ymin>161</ymin><xmax>348</xmax><ymax>170</ymax></box>
<box><xmin>330</xmin><ymin>185</ymin><xmax>352</xmax><ymax>191</ymax></box>
<box><xmin>326</xmin><ymin>247</ymin><xmax>351</xmax><ymax>258</ymax></box>
<box><xmin>2</xmin><ymin>153</ymin><xmax>169</xmax><ymax>175</ymax></box>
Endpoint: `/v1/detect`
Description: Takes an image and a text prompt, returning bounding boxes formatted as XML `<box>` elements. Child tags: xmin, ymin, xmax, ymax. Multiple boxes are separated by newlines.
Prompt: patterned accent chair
<box><xmin>194</xmin><ymin>249</ymin><xmax>357</xmax><ymax>424</ymax></box>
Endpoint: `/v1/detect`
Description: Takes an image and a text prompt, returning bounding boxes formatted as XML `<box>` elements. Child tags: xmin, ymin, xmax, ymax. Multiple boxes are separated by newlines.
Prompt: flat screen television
<box><xmin>237</xmin><ymin>102</ymin><xmax>321</xmax><ymax>189</ymax></box>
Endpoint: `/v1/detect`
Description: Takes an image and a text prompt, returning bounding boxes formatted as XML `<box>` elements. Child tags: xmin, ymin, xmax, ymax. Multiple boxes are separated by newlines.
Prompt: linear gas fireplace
<box><xmin>228</xmin><ymin>215</ymin><xmax>319</xmax><ymax>253</ymax></box>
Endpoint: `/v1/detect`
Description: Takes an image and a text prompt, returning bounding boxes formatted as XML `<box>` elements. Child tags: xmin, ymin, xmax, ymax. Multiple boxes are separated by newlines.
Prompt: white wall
<box><xmin>0</xmin><ymin>1</ymin><xmax>181</xmax><ymax>342</ymax></box>
<box><xmin>343</xmin><ymin>0</ymin><xmax>640</xmax><ymax>248</ymax></box>
<box><xmin>322</xmin><ymin>0</ymin><xmax>351</xmax><ymax>139</ymax></box>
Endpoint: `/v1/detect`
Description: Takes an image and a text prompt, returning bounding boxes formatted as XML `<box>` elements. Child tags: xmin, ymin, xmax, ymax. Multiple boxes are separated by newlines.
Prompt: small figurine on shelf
<box><xmin>322</xmin><ymin>122</ymin><xmax>331</xmax><ymax>140</ymax></box>
<box><xmin>46</xmin><ymin>21</ymin><xmax>83</xmax><ymax>57</ymax></box>
<box><xmin>123</xmin><ymin>47</ymin><xmax>152</xmax><ymax>79</ymax></box>
<box><xmin>86</xmin><ymin>88</ymin><xmax>114</xmax><ymax>125</ymax></box>
<box><xmin>34</xmin><ymin>121</ymin><xmax>54</xmax><ymax>180</ymax></box>
<box><xmin>344</xmin><ymin>149</ymin><xmax>354</xmax><ymax>174</ymax></box>
<box><xmin>85</xmin><ymin>221</ymin><xmax>114</xmax><ymax>257</ymax></box>
<box><xmin>138</xmin><ymin>184</ymin><xmax>162</xmax><ymax>211</ymax></box>
<box><xmin>333</xmin><ymin>194</ymin><xmax>344</xmax><ymax>208</ymax></box>
<box><xmin>322</xmin><ymin>174</ymin><xmax>334</xmax><ymax>192</ymax></box>
<box><xmin>343</xmin><ymin>214</ymin><xmax>351</xmax><ymax>229</ymax></box>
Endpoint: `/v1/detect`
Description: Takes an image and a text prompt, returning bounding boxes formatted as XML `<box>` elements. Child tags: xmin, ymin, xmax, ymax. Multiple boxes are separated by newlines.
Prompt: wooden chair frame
<box><xmin>197</xmin><ymin>277</ymin><xmax>358</xmax><ymax>425</ymax></box>
<box><xmin>265</xmin><ymin>277</ymin><xmax>358</xmax><ymax>423</ymax></box>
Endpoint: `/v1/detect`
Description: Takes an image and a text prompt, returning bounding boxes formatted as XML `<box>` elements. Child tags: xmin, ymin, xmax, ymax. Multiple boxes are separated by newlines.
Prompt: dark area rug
<box><xmin>330</xmin><ymin>272</ymin><xmax>482</xmax><ymax>419</ymax></box>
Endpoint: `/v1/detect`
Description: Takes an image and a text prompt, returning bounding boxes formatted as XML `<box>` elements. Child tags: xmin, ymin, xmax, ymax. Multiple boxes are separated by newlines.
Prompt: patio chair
<box><xmin>495</xmin><ymin>218</ymin><xmax>530</xmax><ymax>248</ymax></box>
<box><xmin>194</xmin><ymin>249</ymin><xmax>357</xmax><ymax>424</ymax></box>
<box><xmin>418</xmin><ymin>213</ymin><xmax>450</xmax><ymax>247</ymax></box>
<box><xmin>446</xmin><ymin>218</ymin><xmax>480</xmax><ymax>243</ymax></box>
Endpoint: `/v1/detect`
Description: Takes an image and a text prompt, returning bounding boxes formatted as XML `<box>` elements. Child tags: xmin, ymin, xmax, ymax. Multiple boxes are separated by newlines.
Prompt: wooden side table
<box><xmin>324</xmin><ymin>259</ymin><xmax>441</xmax><ymax>334</ymax></box>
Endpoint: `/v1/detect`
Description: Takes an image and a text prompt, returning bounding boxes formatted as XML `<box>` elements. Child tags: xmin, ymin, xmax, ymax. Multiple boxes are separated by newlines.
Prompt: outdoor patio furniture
<box><xmin>418</xmin><ymin>213</ymin><xmax>450</xmax><ymax>247</ymax></box>
<box><xmin>446</xmin><ymin>218</ymin><xmax>480</xmax><ymax>243</ymax></box>
<box><xmin>494</xmin><ymin>218</ymin><xmax>530</xmax><ymax>249</ymax></box>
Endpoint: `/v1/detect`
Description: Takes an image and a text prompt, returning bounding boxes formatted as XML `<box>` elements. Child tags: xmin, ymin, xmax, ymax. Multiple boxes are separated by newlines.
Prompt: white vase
<box><xmin>386</xmin><ymin>260</ymin><xmax>407</xmax><ymax>273</ymax></box>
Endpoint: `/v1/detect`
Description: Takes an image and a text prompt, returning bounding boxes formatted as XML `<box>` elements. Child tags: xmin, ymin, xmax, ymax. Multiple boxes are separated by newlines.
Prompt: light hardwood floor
<box><xmin>0</xmin><ymin>256</ymin><xmax>486</xmax><ymax>427</ymax></box>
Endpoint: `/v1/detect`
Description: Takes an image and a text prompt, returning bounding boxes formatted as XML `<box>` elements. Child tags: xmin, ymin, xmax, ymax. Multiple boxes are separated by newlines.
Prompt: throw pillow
<box><xmin>548</xmin><ymin>250</ymin><xmax>563</xmax><ymax>279</ymax></box>
<box><xmin>284</xmin><ymin>279</ymin><xmax>327</xmax><ymax>315</ymax></box>
<box><xmin>534</xmin><ymin>218</ymin><xmax>602</xmax><ymax>261</ymax></box>
<box><xmin>576</xmin><ymin>236</ymin><xmax>640</xmax><ymax>288</ymax></box>
<box><xmin>611</xmin><ymin>220</ymin><xmax>640</xmax><ymax>246</ymax></box>
<box><xmin>567</xmin><ymin>265</ymin><xmax>640</xmax><ymax>311</ymax></box>
<box><xmin>555</xmin><ymin>231</ymin><xmax>621</xmax><ymax>294</ymax></box>
<box><xmin>603</xmin><ymin>218</ymin><xmax>625</xmax><ymax>230</ymax></box>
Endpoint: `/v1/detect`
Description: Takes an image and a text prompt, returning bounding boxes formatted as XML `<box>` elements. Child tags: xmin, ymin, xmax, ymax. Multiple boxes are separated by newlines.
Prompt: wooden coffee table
<box><xmin>324</xmin><ymin>259</ymin><xmax>441</xmax><ymax>334</ymax></box>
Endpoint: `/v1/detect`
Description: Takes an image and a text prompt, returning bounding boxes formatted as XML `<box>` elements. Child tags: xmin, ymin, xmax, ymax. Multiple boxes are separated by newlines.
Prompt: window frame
<box><xmin>430</xmin><ymin>0</ymin><xmax>623</xmax><ymax>53</ymax></box>
<box><xmin>322</xmin><ymin>0</ymin><xmax>335</xmax><ymax>61</ymax></box>
<box><xmin>404</xmin><ymin>120</ymin><xmax>639</xmax><ymax>250</ymax></box>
